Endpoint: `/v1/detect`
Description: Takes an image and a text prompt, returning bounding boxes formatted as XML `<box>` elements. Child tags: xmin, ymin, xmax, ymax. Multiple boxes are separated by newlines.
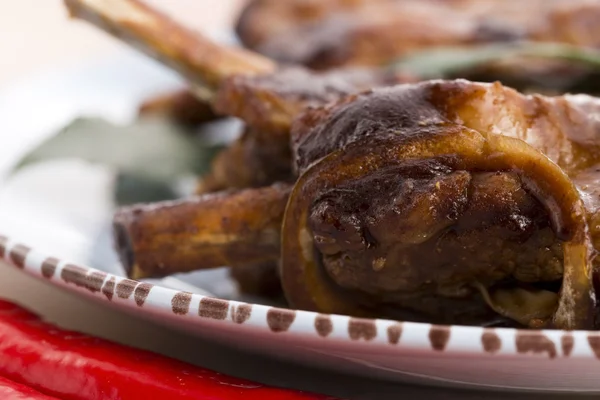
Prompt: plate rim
<box><xmin>0</xmin><ymin>231</ymin><xmax>595</xmax><ymax>361</ymax></box>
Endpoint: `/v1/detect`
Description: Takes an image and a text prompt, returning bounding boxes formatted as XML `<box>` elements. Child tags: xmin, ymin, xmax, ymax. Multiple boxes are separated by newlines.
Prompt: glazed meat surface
<box><xmin>282</xmin><ymin>79</ymin><xmax>600</xmax><ymax>329</ymax></box>
<box><xmin>65</xmin><ymin>0</ymin><xmax>600</xmax><ymax>329</ymax></box>
<box><xmin>214</xmin><ymin>66</ymin><xmax>416</xmax><ymax>135</ymax></box>
<box><xmin>237</xmin><ymin>0</ymin><xmax>600</xmax><ymax>69</ymax></box>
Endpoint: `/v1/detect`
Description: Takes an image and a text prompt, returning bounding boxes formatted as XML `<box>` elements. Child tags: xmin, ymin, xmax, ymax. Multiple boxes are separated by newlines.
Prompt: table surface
<box><xmin>0</xmin><ymin>2</ymin><xmax>594</xmax><ymax>399</ymax></box>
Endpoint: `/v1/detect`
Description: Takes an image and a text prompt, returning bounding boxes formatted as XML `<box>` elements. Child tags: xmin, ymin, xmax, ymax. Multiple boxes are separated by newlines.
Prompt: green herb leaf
<box><xmin>392</xmin><ymin>42</ymin><xmax>600</xmax><ymax>79</ymax></box>
<box><xmin>12</xmin><ymin>117</ymin><xmax>223</xmax><ymax>179</ymax></box>
<box><xmin>114</xmin><ymin>171</ymin><xmax>180</xmax><ymax>205</ymax></box>
<box><xmin>11</xmin><ymin>116</ymin><xmax>225</xmax><ymax>205</ymax></box>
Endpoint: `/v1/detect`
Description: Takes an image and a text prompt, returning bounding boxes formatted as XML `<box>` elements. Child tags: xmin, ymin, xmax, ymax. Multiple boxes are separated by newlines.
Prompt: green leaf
<box><xmin>392</xmin><ymin>42</ymin><xmax>600</xmax><ymax>79</ymax></box>
<box><xmin>114</xmin><ymin>171</ymin><xmax>180</xmax><ymax>205</ymax></box>
<box><xmin>10</xmin><ymin>116</ymin><xmax>226</xmax><ymax>205</ymax></box>
<box><xmin>12</xmin><ymin>116</ymin><xmax>223</xmax><ymax>181</ymax></box>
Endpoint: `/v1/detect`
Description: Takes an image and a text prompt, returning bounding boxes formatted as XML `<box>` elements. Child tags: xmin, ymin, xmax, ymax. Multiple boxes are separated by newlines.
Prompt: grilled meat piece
<box><xmin>138</xmin><ymin>89</ymin><xmax>221</xmax><ymax>127</ymax></box>
<box><xmin>113</xmin><ymin>183</ymin><xmax>291</xmax><ymax>279</ymax></box>
<box><xmin>66</xmin><ymin>0</ymin><xmax>600</xmax><ymax>329</ymax></box>
<box><xmin>113</xmin><ymin>78</ymin><xmax>600</xmax><ymax>330</ymax></box>
<box><xmin>197</xmin><ymin>127</ymin><xmax>294</xmax><ymax>194</ymax></box>
<box><xmin>281</xmin><ymin>79</ymin><xmax>600</xmax><ymax>329</ymax></box>
<box><xmin>237</xmin><ymin>0</ymin><xmax>600</xmax><ymax>70</ymax></box>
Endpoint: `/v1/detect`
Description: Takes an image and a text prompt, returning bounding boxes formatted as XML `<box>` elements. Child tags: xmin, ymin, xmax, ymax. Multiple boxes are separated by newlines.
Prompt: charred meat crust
<box><xmin>213</xmin><ymin>66</ymin><xmax>416</xmax><ymax>135</ymax></box>
<box><xmin>308</xmin><ymin>166</ymin><xmax>562</xmax><ymax>324</ymax></box>
<box><xmin>282</xmin><ymin>80</ymin><xmax>600</xmax><ymax>329</ymax></box>
<box><xmin>112</xmin><ymin>184</ymin><xmax>291</xmax><ymax>279</ymax></box>
<box><xmin>238</xmin><ymin>0</ymin><xmax>600</xmax><ymax>69</ymax></box>
<box><xmin>138</xmin><ymin>89</ymin><xmax>221</xmax><ymax>127</ymax></box>
<box><xmin>197</xmin><ymin>127</ymin><xmax>294</xmax><ymax>194</ymax></box>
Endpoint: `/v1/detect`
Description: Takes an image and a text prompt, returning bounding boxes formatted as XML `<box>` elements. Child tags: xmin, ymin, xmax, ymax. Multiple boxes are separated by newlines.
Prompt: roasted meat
<box><xmin>197</xmin><ymin>127</ymin><xmax>294</xmax><ymax>193</ymax></box>
<box><xmin>112</xmin><ymin>78</ymin><xmax>600</xmax><ymax>329</ymax></box>
<box><xmin>65</xmin><ymin>0</ymin><xmax>600</xmax><ymax>329</ymax></box>
<box><xmin>138</xmin><ymin>89</ymin><xmax>221</xmax><ymax>127</ymax></box>
<box><xmin>235</xmin><ymin>0</ymin><xmax>389</xmax><ymax>50</ymax></box>
<box><xmin>114</xmin><ymin>183</ymin><xmax>291</xmax><ymax>279</ymax></box>
<box><xmin>236</xmin><ymin>0</ymin><xmax>600</xmax><ymax>70</ymax></box>
<box><xmin>283</xmin><ymin>79</ymin><xmax>600</xmax><ymax>329</ymax></box>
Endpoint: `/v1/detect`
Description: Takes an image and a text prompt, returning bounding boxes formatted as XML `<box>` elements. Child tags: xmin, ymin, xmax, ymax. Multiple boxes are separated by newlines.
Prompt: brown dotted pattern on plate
<box><xmin>481</xmin><ymin>329</ymin><xmax>502</xmax><ymax>354</ymax></box>
<box><xmin>0</xmin><ymin>236</ymin><xmax>7</xmax><ymax>258</ymax></box>
<box><xmin>172</xmin><ymin>292</ymin><xmax>192</xmax><ymax>315</ymax></box>
<box><xmin>231</xmin><ymin>303</ymin><xmax>252</xmax><ymax>324</ymax></box>
<box><xmin>102</xmin><ymin>276</ymin><xmax>116</xmax><ymax>300</ymax></box>
<box><xmin>116</xmin><ymin>279</ymin><xmax>137</xmax><ymax>299</ymax></box>
<box><xmin>587</xmin><ymin>334</ymin><xmax>600</xmax><ymax>358</ymax></box>
<box><xmin>134</xmin><ymin>283</ymin><xmax>153</xmax><ymax>307</ymax></box>
<box><xmin>561</xmin><ymin>333</ymin><xmax>574</xmax><ymax>357</ymax></box>
<box><xmin>266</xmin><ymin>308</ymin><xmax>296</xmax><ymax>332</ymax></box>
<box><xmin>86</xmin><ymin>271</ymin><xmax>107</xmax><ymax>293</ymax></box>
<box><xmin>61</xmin><ymin>265</ymin><xmax>108</xmax><ymax>294</ymax></box>
<box><xmin>41</xmin><ymin>257</ymin><xmax>59</xmax><ymax>279</ymax></box>
<box><xmin>315</xmin><ymin>315</ymin><xmax>333</xmax><ymax>337</ymax></box>
<box><xmin>348</xmin><ymin>318</ymin><xmax>377</xmax><ymax>341</ymax></box>
<box><xmin>387</xmin><ymin>323</ymin><xmax>402</xmax><ymax>345</ymax></box>
<box><xmin>515</xmin><ymin>332</ymin><xmax>557</xmax><ymax>358</ymax></box>
<box><xmin>199</xmin><ymin>297</ymin><xmax>230</xmax><ymax>320</ymax></box>
<box><xmin>9</xmin><ymin>244</ymin><xmax>31</xmax><ymax>269</ymax></box>
<box><xmin>429</xmin><ymin>325</ymin><xmax>451</xmax><ymax>351</ymax></box>
<box><xmin>61</xmin><ymin>264</ymin><xmax>89</xmax><ymax>288</ymax></box>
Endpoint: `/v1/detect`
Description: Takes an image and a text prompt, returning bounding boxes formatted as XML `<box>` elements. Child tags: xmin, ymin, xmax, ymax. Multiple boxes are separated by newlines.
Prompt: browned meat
<box><xmin>113</xmin><ymin>183</ymin><xmax>290</xmax><ymax>279</ymax></box>
<box><xmin>214</xmin><ymin>66</ymin><xmax>416</xmax><ymax>135</ymax></box>
<box><xmin>138</xmin><ymin>89</ymin><xmax>221</xmax><ymax>127</ymax></box>
<box><xmin>282</xmin><ymin>79</ymin><xmax>600</xmax><ymax>329</ymax></box>
<box><xmin>238</xmin><ymin>0</ymin><xmax>600</xmax><ymax>69</ymax></box>
<box><xmin>197</xmin><ymin>127</ymin><xmax>293</xmax><ymax>194</ymax></box>
<box><xmin>113</xmin><ymin>78</ymin><xmax>600</xmax><ymax>330</ymax></box>
<box><xmin>235</xmin><ymin>0</ymin><xmax>394</xmax><ymax>49</ymax></box>
<box><xmin>66</xmin><ymin>0</ymin><xmax>600</xmax><ymax>329</ymax></box>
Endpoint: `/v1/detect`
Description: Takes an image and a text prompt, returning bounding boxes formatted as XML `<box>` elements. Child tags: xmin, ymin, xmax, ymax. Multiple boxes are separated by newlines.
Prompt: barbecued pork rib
<box><xmin>235</xmin><ymin>0</ymin><xmax>394</xmax><ymax>49</ymax></box>
<box><xmin>113</xmin><ymin>79</ymin><xmax>600</xmax><ymax>330</ymax></box>
<box><xmin>138</xmin><ymin>89</ymin><xmax>222</xmax><ymax>126</ymax></box>
<box><xmin>237</xmin><ymin>0</ymin><xmax>600</xmax><ymax>69</ymax></box>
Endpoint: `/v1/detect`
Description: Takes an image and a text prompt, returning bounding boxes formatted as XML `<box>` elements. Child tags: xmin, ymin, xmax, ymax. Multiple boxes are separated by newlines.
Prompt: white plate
<box><xmin>1</xmin><ymin>47</ymin><xmax>600</xmax><ymax>395</ymax></box>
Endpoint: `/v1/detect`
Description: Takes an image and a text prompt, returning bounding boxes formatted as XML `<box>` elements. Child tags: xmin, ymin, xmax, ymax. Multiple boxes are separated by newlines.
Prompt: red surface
<box><xmin>0</xmin><ymin>299</ymin><xmax>339</xmax><ymax>400</ymax></box>
<box><xmin>0</xmin><ymin>375</ymin><xmax>58</xmax><ymax>399</ymax></box>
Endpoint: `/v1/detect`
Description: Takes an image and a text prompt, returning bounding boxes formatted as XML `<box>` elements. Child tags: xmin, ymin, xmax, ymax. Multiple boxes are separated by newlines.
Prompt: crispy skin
<box><xmin>283</xmin><ymin>79</ymin><xmax>600</xmax><ymax>329</ymax></box>
<box><xmin>138</xmin><ymin>89</ymin><xmax>221</xmax><ymax>127</ymax></box>
<box><xmin>292</xmin><ymin>81</ymin><xmax>600</xmax><ymax>175</ymax></box>
<box><xmin>213</xmin><ymin>66</ymin><xmax>416</xmax><ymax>135</ymax></box>
<box><xmin>113</xmin><ymin>183</ymin><xmax>291</xmax><ymax>279</ymax></box>
<box><xmin>197</xmin><ymin>127</ymin><xmax>294</xmax><ymax>194</ymax></box>
<box><xmin>235</xmin><ymin>0</ymin><xmax>392</xmax><ymax>49</ymax></box>
<box><xmin>240</xmin><ymin>0</ymin><xmax>600</xmax><ymax>69</ymax></box>
<box><xmin>204</xmin><ymin>67</ymin><xmax>416</xmax><ymax>191</ymax></box>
